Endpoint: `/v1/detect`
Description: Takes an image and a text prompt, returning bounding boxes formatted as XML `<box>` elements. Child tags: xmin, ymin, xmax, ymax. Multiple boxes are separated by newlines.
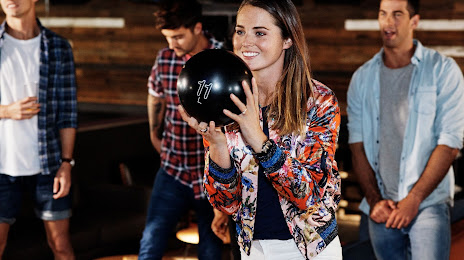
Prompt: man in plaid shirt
<box><xmin>0</xmin><ymin>0</ymin><xmax>77</xmax><ymax>259</ymax></box>
<box><xmin>138</xmin><ymin>0</ymin><xmax>226</xmax><ymax>259</ymax></box>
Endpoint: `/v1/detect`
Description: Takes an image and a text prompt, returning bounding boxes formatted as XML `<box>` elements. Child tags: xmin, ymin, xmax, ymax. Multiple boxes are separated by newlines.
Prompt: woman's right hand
<box><xmin>178</xmin><ymin>105</ymin><xmax>228</xmax><ymax>148</ymax></box>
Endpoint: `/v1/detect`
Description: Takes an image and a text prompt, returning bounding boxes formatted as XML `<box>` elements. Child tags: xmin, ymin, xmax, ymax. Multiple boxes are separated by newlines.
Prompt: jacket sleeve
<box><xmin>203</xmin><ymin>141</ymin><xmax>243</xmax><ymax>215</ymax></box>
<box><xmin>261</xmin><ymin>92</ymin><xmax>341</xmax><ymax>211</ymax></box>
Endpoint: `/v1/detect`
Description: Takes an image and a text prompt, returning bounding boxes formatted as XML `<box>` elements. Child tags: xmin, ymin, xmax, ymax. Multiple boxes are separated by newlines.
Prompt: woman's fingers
<box><xmin>227</xmin><ymin>78</ymin><xmax>258</xmax><ymax>116</ymax></box>
<box><xmin>198</xmin><ymin>122</ymin><xmax>209</xmax><ymax>133</ymax></box>
<box><xmin>251</xmin><ymin>78</ymin><xmax>260</xmax><ymax>114</ymax></box>
<box><xmin>178</xmin><ymin>105</ymin><xmax>207</xmax><ymax>134</ymax></box>
<box><xmin>178</xmin><ymin>105</ymin><xmax>191</xmax><ymax>123</ymax></box>
<box><xmin>229</xmin><ymin>93</ymin><xmax>247</xmax><ymax>114</ymax></box>
<box><xmin>241</xmin><ymin>78</ymin><xmax>257</xmax><ymax>112</ymax></box>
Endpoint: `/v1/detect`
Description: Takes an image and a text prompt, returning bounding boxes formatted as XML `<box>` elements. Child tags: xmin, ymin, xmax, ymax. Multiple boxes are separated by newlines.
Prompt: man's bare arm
<box><xmin>410</xmin><ymin>145</ymin><xmax>459</xmax><ymax>201</ymax></box>
<box><xmin>147</xmin><ymin>94</ymin><xmax>166</xmax><ymax>154</ymax></box>
<box><xmin>350</xmin><ymin>142</ymin><xmax>395</xmax><ymax>222</ymax></box>
<box><xmin>350</xmin><ymin>142</ymin><xmax>382</xmax><ymax>207</ymax></box>
<box><xmin>53</xmin><ymin>127</ymin><xmax>76</xmax><ymax>199</ymax></box>
<box><xmin>386</xmin><ymin>144</ymin><xmax>459</xmax><ymax>229</ymax></box>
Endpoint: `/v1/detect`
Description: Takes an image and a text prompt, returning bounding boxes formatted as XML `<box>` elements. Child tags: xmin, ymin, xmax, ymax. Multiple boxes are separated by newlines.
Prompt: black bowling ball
<box><xmin>177</xmin><ymin>49</ymin><xmax>252</xmax><ymax>127</ymax></box>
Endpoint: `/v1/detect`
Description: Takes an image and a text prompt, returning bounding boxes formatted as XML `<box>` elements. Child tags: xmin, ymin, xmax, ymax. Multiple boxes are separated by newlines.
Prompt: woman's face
<box><xmin>233</xmin><ymin>4</ymin><xmax>292</xmax><ymax>75</ymax></box>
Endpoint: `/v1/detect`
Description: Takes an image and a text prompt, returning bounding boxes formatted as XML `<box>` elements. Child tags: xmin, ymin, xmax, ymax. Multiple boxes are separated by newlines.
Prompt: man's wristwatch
<box><xmin>61</xmin><ymin>158</ymin><xmax>75</xmax><ymax>167</ymax></box>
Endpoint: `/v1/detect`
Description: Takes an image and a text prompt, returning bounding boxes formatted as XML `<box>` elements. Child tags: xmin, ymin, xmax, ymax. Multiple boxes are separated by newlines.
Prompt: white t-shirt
<box><xmin>0</xmin><ymin>32</ymin><xmax>41</xmax><ymax>176</ymax></box>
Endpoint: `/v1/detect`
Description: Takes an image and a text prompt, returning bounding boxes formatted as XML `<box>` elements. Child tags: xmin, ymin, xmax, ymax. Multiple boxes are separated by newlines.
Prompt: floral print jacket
<box><xmin>204</xmin><ymin>80</ymin><xmax>341</xmax><ymax>259</ymax></box>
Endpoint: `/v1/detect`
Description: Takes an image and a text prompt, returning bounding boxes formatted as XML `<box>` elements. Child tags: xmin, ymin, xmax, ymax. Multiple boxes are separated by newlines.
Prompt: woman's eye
<box><xmin>235</xmin><ymin>29</ymin><xmax>244</xmax><ymax>35</ymax></box>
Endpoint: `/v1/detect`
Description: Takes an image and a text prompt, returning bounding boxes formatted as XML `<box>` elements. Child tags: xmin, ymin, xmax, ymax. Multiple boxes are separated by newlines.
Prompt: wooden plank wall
<box><xmin>0</xmin><ymin>0</ymin><xmax>462</xmax><ymax>113</ymax></box>
<box><xmin>299</xmin><ymin>0</ymin><xmax>464</xmax><ymax>113</ymax></box>
<box><xmin>3</xmin><ymin>0</ymin><xmax>162</xmax><ymax>106</ymax></box>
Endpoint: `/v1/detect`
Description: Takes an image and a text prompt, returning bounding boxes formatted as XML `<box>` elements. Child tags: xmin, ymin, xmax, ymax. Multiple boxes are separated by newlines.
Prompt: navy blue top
<box><xmin>253</xmin><ymin>107</ymin><xmax>292</xmax><ymax>240</ymax></box>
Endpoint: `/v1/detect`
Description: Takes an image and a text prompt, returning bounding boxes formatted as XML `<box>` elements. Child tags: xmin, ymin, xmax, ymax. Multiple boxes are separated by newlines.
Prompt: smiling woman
<box><xmin>178</xmin><ymin>0</ymin><xmax>343</xmax><ymax>259</ymax></box>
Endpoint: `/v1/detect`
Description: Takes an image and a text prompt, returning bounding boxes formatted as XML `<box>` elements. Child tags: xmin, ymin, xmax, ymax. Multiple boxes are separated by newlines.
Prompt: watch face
<box><xmin>62</xmin><ymin>158</ymin><xmax>75</xmax><ymax>167</ymax></box>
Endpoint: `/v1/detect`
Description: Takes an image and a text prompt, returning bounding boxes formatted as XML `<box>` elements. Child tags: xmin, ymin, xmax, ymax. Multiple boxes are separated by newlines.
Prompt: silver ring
<box><xmin>200</xmin><ymin>128</ymin><xmax>208</xmax><ymax>133</ymax></box>
<box><xmin>241</xmin><ymin>109</ymin><xmax>247</xmax><ymax>115</ymax></box>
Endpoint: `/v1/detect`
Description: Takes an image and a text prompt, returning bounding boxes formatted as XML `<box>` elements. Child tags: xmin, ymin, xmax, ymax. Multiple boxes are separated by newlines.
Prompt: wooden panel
<box><xmin>1</xmin><ymin>0</ymin><xmax>462</xmax><ymax>108</ymax></box>
<box><xmin>76</xmin><ymin>65</ymin><xmax>150</xmax><ymax>105</ymax></box>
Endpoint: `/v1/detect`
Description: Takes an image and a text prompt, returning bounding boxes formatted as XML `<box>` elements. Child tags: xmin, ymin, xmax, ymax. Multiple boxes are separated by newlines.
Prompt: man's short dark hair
<box><xmin>154</xmin><ymin>0</ymin><xmax>202</xmax><ymax>30</ymax></box>
<box><xmin>380</xmin><ymin>0</ymin><xmax>420</xmax><ymax>17</ymax></box>
<box><xmin>406</xmin><ymin>0</ymin><xmax>420</xmax><ymax>16</ymax></box>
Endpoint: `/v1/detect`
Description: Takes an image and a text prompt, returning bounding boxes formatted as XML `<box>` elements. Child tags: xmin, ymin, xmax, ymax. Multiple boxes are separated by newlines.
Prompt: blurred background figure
<box><xmin>138</xmin><ymin>0</ymin><xmax>226</xmax><ymax>259</ymax></box>
<box><xmin>347</xmin><ymin>0</ymin><xmax>464</xmax><ymax>259</ymax></box>
<box><xmin>0</xmin><ymin>0</ymin><xmax>78</xmax><ymax>259</ymax></box>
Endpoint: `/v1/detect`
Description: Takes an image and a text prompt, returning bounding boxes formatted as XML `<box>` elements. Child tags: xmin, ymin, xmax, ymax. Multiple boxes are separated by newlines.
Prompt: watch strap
<box><xmin>61</xmin><ymin>158</ymin><xmax>75</xmax><ymax>167</ymax></box>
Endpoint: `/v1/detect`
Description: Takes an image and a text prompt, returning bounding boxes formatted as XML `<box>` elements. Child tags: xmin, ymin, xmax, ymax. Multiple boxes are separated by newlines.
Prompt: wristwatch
<box><xmin>61</xmin><ymin>158</ymin><xmax>75</xmax><ymax>167</ymax></box>
<box><xmin>253</xmin><ymin>138</ymin><xmax>273</xmax><ymax>156</ymax></box>
<box><xmin>259</xmin><ymin>139</ymin><xmax>273</xmax><ymax>154</ymax></box>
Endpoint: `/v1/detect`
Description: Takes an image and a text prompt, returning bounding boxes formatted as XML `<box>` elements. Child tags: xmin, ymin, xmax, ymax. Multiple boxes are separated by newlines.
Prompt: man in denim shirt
<box><xmin>347</xmin><ymin>0</ymin><xmax>464</xmax><ymax>259</ymax></box>
<box><xmin>0</xmin><ymin>0</ymin><xmax>77</xmax><ymax>258</ymax></box>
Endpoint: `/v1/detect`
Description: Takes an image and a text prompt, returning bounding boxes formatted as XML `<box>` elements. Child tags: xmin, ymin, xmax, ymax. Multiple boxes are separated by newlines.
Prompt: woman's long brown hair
<box><xmin>238</xmin><ymin>0</ymin><xmax>313</xmax><ymax>136</ymax></box>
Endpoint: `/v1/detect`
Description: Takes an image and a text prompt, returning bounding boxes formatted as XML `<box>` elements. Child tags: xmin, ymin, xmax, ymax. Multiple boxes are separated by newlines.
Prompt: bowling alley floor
<box><xmin>161</xmin><ymin>211</ymin><xmax>362</xmax><ymax>260</ymax></box>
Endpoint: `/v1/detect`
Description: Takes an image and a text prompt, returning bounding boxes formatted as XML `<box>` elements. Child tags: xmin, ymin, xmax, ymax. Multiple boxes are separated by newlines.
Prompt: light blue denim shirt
<box><xmin>347</xmin><ymin>40</ymin><xmax>464</xmax><ymax>214</ymax></box>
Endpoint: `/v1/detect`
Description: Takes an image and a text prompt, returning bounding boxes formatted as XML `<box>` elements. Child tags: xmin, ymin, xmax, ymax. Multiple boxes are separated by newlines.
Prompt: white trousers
<box><xmin>240</xmin><ymin>236</ymin><xmax>342</xmax><ymax>260</ymax></box>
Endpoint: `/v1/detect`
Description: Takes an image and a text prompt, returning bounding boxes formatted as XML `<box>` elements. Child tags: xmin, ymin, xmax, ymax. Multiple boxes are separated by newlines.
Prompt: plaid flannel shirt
<box><xmin>148</xmin><ymin>36</ymin><xmax>223</xmax><ymax>199</ymax></box>
<box><xmin>0</xmin><ymin>19</ymin><xmax>78</xmax><ymax>175</ymax></box>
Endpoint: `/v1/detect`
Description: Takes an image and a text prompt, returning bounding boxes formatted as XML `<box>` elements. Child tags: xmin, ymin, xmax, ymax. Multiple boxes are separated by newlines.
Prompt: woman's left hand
<box><xmin>224</xmin><ymin>77</ymin><xmax>268</xmax><ymax>152</ymax></box>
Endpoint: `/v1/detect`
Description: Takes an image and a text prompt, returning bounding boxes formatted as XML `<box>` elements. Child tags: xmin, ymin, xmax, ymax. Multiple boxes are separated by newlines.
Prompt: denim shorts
<box><xmin>0</xmin><ymin>173</ymin><xmax>72</xmax><ymax>224</ymax></box>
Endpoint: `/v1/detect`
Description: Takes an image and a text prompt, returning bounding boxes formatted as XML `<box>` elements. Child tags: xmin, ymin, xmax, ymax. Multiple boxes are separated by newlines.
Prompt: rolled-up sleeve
<box><xmin>435</xmin><ymin>58</ymin><xmax>464</xmax><ymax>149</ymax></box>
<box><xmin>347</xmin><ymin>69</ymin><xmax>364</xmax><ymax>144</ymax></box>
<box><xmin>57</xmin><ymin>40</ymin><xmax>78</xmax><ymax>130</ymax></box>
<box><xmin>148</xmin><ymin>53</ymin><xmax>164</xmax><ymax>98</ymax></box>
